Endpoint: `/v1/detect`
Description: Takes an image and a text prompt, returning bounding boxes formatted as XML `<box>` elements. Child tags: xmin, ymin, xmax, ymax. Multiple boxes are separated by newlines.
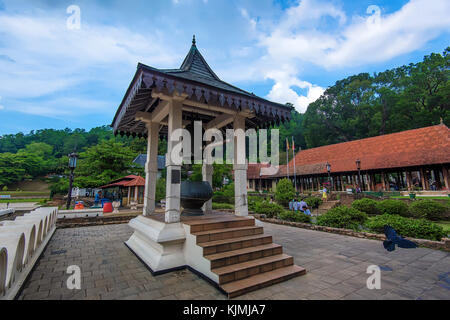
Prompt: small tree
<box><xmin>2</xmin><ymin>186</ymin><xmax>7</xmax><ymax>191</ymax></box>
<box><xmin>275</xmin><ymin>178</ymin><xmax>295</xmax><ymax>207</ymax></box>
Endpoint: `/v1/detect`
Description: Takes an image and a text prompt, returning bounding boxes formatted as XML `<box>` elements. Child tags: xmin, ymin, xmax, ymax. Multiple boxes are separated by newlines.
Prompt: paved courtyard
<box><xmin>18</xmin><ymin>222</ymin><xmax>450</xmax><ymax>300</ymax></box>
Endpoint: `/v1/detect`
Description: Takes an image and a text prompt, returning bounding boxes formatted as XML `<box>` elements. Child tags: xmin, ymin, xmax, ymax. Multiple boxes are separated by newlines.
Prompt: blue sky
<box><xmin>0</xmin><ymin>0</ymin><xmax>448</xmax><ymax>135</ymax></box>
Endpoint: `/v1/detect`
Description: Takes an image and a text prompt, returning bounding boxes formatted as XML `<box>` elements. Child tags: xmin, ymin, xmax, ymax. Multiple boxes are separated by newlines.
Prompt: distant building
<box><xmin>133</xmin><ymin>154</ymin><xmax>165</xmax><ymax>179</ymax></box>
<box><xmin>99</xmin><ymin>175</ymin><xmax>145</xmax><ymax>206</ymax></box>
<box><xmin>248</xmin><ymin>124</ymin><xmax>450</xmax><ymax>193</ymax></box>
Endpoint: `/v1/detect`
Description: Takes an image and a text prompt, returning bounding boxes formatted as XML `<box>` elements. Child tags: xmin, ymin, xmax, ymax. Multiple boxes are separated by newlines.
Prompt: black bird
<box><xmin>383</xmin><ymin>225</ymin><xmax>418</xmax><ymax>252</ymax></box>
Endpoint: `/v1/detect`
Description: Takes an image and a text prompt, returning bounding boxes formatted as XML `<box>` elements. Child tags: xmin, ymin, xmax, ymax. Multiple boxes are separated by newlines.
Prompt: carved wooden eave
<box><xmin>111</xmin><ymin>43</ymin><xmax>293</xmax><ymax>139</ymax></box>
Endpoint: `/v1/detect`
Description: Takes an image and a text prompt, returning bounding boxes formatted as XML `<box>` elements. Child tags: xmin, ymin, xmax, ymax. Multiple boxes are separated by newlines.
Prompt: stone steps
<box><xmin>212</xmin><ymin>253</ymin><xmax>294</xmax><ymax>284</ymax></box>
<box><xmin>198</xmin><ymin>234</ymin><xmax>273</xmax><ymax>255</ymax></box>
<box><xmin>205</xmin><ymin>243</ymin><xmax>283</xmax><ymax>269</ymax></box>
<box><xmin>187</xmin><ymin>215</ymin><xmax>306</xmax><ymax>298</ymax></box>
<box><xmin>193</xmin><ymin>226</ymin><xmax>264</xmax><ymax>244</ymax></box>
<box><xmin>221</xmin><ymin>265</ymin><xmax>306</xmax><ymax>298</ymax></box>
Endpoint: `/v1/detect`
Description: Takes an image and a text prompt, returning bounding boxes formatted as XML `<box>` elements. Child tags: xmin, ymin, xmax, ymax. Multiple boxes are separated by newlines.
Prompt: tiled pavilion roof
<box><xmin>248</xmin><ymin>124</ymin><xmax>450</xmax><ymax>179</ymax></box>
<box><xmin>100</xmin><ymin>175</ymin><xmax>145</xmax><ymax>189</ymax></box>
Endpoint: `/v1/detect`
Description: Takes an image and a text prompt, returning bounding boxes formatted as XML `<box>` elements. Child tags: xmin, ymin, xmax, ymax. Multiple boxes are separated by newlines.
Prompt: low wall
<box><xmin>253</xmin><ymin>214</ymin><xmax>450</xmax><ymax>252</ymax></box>
<box><xmin>57</xmin><ymin>214</ymin><xmax>137</xmax><ymax>229</ymax></box>
<box><xmin>0</xmin><ymin>207</ymin><xmax>58</xmax><ymax>299</ymax></box>
<box><xmin>58</xmin><ymin>209</ymin><xmax>103</xmax><ymax>219</ymax></box>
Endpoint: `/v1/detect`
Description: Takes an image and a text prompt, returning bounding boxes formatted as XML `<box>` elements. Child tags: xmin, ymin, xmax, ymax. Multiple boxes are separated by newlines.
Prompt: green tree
<box><xmin>275</xmin><ymin>178</ymin><xmax>295</xmax><ymax>207</ymax></box>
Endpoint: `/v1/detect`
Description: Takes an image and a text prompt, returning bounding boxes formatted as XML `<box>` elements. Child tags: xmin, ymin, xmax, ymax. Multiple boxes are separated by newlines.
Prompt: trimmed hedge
<box><xmin>351</xmin><ymin>198</ymin><xmax>380</xmax><ymax>215</ymax></box>
<box><xmin>409</xmin><ymin>199</ymin><xmax>448</xmax><ymax>221</ymax></box>
<box><xmin>254</xmin><ymin>201</ymin><xmax>284</xmax><ymax>218</ymax></box>
<box><xmin>305</xmin><ymin>197</ymin><xmax>323</xmax><ymax>209</ymax></box>
<box><xmin>248</xmin><ymin>196</ymin><xmax>264</xmax><ymax>212</ymax></box>
<box><xmin>278</xmin><ymin>210</ymin><xmax>311</xmax><ymax>223</ymax></box>
<box><xmin>317</xmin><ymin>206</ymin><xmax>368</xmax><ymax>230</ymax></box>
<box><xmin>376</xmin><ymin>199</ymin><xmax>410</xmax><ymax>217</ymax></box>
<box><xmin>212</xmin><ymin>203</ymin><xmax>234</xmax><ymax>210</ymax></box>
<box><xmin>365</xmin><ymin>214</ymin><xmax>446</xmax><ymax>241</ymax></box>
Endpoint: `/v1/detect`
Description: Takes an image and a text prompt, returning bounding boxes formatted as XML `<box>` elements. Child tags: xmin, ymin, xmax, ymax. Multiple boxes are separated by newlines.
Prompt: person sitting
<box><xmin>289</xmin><ymin>199</ymin><xmax>294</xmax><ymax>211</ymax></box>
<box><xmin>293</xmin><ymin>198</ymin><xmax>299</xmax><ymax>212</ymax></box>
<box><xmin>299</xmin><ymin>198</ymin><xmax>311</xmax><ymax>216</ymax></box>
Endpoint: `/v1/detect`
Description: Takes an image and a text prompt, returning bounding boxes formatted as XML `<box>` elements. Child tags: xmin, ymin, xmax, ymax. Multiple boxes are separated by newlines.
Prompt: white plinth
<box><xmin>125</xmin><ymin>215</ymin><xmax>186</xmax><ymax>274</ymax></box>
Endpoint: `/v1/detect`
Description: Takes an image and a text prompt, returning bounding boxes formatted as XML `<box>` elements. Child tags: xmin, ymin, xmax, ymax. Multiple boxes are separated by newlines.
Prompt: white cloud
<box><xmin>237</xmin><ymin>0</ymin><xmax>450</xmax><ymax>112</ymax></box>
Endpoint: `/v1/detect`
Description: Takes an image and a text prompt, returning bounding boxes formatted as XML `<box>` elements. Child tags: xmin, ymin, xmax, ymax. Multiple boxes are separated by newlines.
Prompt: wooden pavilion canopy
<box><xmin>111</xmin><ymin>37</ymin><xmax>293</xmax><ymax>138</ymax></box>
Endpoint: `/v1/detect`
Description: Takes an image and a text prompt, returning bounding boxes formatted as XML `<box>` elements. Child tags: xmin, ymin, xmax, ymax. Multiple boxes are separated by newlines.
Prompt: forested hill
<box><xmin>296</xmin><ymin>47</ymin><xmax>449</xmax><ymax>148</ymax></box>
<box><xmin>0</xmin><ymin>47</ymin><xmax>448</xmax><ymax>188</ymax></box>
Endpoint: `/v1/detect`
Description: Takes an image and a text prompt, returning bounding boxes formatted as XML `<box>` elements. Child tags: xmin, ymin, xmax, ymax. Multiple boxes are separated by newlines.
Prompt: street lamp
<box><xmin>66</xmin><ymin>151</ymin><xmax>79</xmax><ymax>210</ymax></box>
<box><xmin>356</xmin><ymin>159</ymin><xmax>362</xmax><ymax>191</ymax></box>
<box><xmin>326</xmin><ymin>162</ymin><xmax>332</xmax><ymax>191</ymax></box>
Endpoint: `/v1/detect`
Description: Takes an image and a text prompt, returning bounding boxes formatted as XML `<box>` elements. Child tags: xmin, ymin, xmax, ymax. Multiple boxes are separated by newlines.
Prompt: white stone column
<box><xmin>165</xmin><ymin>100</ymin><xmax>183</xmax><ymax>223</ymax></box>
<box><xmin>134</xmin><ymin>186</ymin><xmax>138</xmax><ymax>202</ymax></box>
<box><xmin>233</xmin><ymin>115</ymin><xmax>248</xmax><ymax>217</ymax></box>
<box><xmin>202</xmin><ymin>163</ymin><xmax>213</xmax><ymax>214</ymax></box>
<box><xmin>143</xmin><ymin>121</ymin><xmax>159</xmax><ymax>216</ymax></box>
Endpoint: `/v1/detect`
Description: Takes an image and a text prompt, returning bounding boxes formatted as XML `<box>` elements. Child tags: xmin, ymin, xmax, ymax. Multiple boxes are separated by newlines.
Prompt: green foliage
<box><xmin>376</xmin><ymin>200</ymin><xmax>410</xmax><ymax>217</ymax></box>
<box><xmin>365</xmin><ymin>214</ymin><xmax>446</xmax><ymax>241</ymax></box>
<box><xmin>302</xmin><ymin>48</ymin><xmax>450</xmax><ymax>148</ymax></box>
<box><xmin>274</xmin><ymin>178</ymin><xmax>295</xmax><ymax>207</ymax></box>
<box><xmin>253</xmin><ymin>201</ymin><xmax>284</xmax><ymax>218</ymax></box>
<box><xmin>74</xmin><ymin>140</ymin><xmax>142</xmax><ymax>188</ymax></box>
<box><xmin>409</xmin><ymin>200</ymin><xmax>448</xmax><ymax>221</ymax></box>
<box><xmin>212</xmin><ymin>183</ymin><xmax>235</xmax><ymax>204</ymax></box>
<box><xmin>317</xmin><ymin>206</ymin><xmax>368</xmax><ymax>230</ymax></box>
<box><xmin>49</xmin><ymin>178</ymin><xmax>69</xmax><ymax>196</ymax></box>
<box><xmin>305</xmin><ymin>197</ymin><xmax>323</xmax><ymax>209</ymax></box>
<box><xmin>155</xmin><ymin>178</ymin><xmax>166</xmax><ymax>203</ymax></box>
<box><xmin>2</xmin><ymin>186</ymin><xmax>7</xmax><ymax>191</ymax></box>
<box><xmin>278</xmin><ymin>210</ymin><xmax>311</xmax><ymax>223</ymax></box>
<box><xmin>212</xmin><ymin>203</ymin><xmax>234</xmax><ymax>210</ymax></box>
<box><xmin>187</xmin><ymin>163</ymin><xmax>232</xmax><ymax>189</ymax></box>
<box><xmin>351</xmin><ymin>198</ymin><xmax>380</xmax><ymax>215</ymax></box>
<box><xmin>248</xmin><ymin>196</ymin><xmax>264</xmax><ymax>211</ymax></box>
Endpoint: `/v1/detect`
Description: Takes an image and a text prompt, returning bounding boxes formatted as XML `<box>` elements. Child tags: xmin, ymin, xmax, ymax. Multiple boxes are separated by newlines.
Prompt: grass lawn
<box><xmin>0</xmin><ymin>198</ymin><xmax>48</xmax><ymax>203</ymax></box>
<box><xmin>0</xmin><ymin>191</ymin><xmax>50</xmax><ymax>197</ymax></box>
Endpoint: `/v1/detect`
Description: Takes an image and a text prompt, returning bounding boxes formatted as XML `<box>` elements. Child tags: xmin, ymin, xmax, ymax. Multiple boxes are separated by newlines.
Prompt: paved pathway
<box><xmin>18</xmin><ymin>222</ymin><xmax>450</xmax><ymax>300</ymax></box>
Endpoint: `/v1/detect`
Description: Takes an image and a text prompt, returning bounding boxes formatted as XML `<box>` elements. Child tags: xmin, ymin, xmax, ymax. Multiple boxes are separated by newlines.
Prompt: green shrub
<box><xmin>278</xmin><ymin>210</ymin><xmax>311</xmax><ymax>223</ymax></box>
<box><xmin>317</xmin><ymin>206</ymin><xmax>368</xmax><ymax>230</ymax></box>
<box><xmin>254</xmin><ymin>201</ymin><xmax>284</xmax><ymax>218</ymax></box>
<box><xmin>2</xmin><ymin>186</ymin><xmax>7</xmax><ymax>191</ymax></box>
<box><xmin>248</xmin><ymin>196</ymin><xmax>264</xmax><ymax>211</ymax></box>
<box><xmin>352</xmin><ymin>198</ymin><xmax>380</xmax><ymax>215</ymax></box>
<box><xmin>365</xmin><ymin>214</ymin><xmax>446</xmax><ymax>241</ymax></box>
<box><xmin>212</xmin><ymin>203</ymin><xmax>234</xmax><ymax>210</ymax></box>
<box><xmin>305</xmin><ymin>197</ymin><xmax>323</xmax><ymax>209</ymax></box>
<box><xmin>376</xmin><ymin>199</ymin><xmax>409</xmax><ymax>217</ymax></box>
<box><xmin>274</xmin><ymin>178</ymin><xmax>295</xmax><ymax>207</ymax></box>
<box><xmin>212</xmin><ymin>183</ymin><xmax>235</xmax><ymax>204</ymax></box>
<box><xmin>409</xmin><ymin>200</ymin><xmax>448</xmax><ymax>221</ymax></box>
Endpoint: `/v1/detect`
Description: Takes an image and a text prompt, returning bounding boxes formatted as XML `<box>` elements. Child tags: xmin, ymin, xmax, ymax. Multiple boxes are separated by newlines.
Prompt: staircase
<box><xmin>317</xmin><ymin>200</ymin><xmax>340</xmax><ymax>215</ymax></box>
<box><xmin>184</xmin><ymin>215</ymin><xmax>306</xmax><ymax>298</ymax></box>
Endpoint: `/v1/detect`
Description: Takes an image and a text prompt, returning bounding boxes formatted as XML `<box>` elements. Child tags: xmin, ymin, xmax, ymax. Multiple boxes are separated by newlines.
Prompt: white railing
<box><xmin>0</xmin><ymin>207</ymin><xmax>58</xmax><ymax>299</ymax></box>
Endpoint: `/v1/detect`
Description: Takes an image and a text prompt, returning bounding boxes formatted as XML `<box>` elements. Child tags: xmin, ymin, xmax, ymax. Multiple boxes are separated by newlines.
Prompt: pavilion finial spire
<box><xmin>192</xmin><ymin>35</ymin><xmax>196</xmax><ymax>46</ymax></box>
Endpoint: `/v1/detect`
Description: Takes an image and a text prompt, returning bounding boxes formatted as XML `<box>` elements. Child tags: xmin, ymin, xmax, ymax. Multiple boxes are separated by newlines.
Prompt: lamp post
<box><xmin>356</xmin><ymin>159</ymin><xmax>362</xmax><ymax>191</ymax></box>
<box><xmin>66</xmin><ymin>152</ymin><xmax>78</xmax><ymax>210</ymax></box>
<box><xmin>326</xmin><ymin>162</ymin><xmax>332</xmax><ymax>191</ymax></box>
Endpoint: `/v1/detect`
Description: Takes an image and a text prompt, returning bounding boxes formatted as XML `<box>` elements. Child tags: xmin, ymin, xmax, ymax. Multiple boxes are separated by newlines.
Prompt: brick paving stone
<box><xmin>17</xmin><ymin>222</ymin><xmax>449</xmax><ymax>300</ymax></box>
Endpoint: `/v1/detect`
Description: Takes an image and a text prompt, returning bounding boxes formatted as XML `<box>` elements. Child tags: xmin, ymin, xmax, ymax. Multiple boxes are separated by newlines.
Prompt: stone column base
<box><xmin>125</xmin><ymin>215</ymin><xmax>186</xmax><ymax>274</ymax></box>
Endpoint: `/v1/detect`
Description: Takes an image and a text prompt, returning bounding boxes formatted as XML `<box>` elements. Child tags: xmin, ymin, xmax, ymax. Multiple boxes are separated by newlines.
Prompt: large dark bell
<box><xmin>180</xmin><ymin>181</ymin><xmax>213</xmax><ymax>216</ymax></box>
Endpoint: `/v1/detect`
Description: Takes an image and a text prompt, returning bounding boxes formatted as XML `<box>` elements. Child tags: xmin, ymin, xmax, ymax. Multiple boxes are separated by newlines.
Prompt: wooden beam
<box><xmin>205</xmin><ymin>113</ymin><xmax>234</xmax><ymax>130</ymax></box>
<box><xmin>135</xmin><ymin>100</ymin><xmax>170</xmax><ymax>123</ymax></box>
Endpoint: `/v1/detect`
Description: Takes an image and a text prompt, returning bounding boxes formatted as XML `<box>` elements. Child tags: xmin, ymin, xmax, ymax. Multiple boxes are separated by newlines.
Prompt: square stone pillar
<box><xmin>165</xmin><ymin>100</ymin><xmax>183</xmax><ymax>223</ymax></box>
<box><xmin>381</xmin><ymin>172</ymin><xmax>387</xmax><ymax>191</ymax></box>
<box><xmin>233</xmin><ymin>115</ymin><xmax>248</xmax><ymax>217</ymax></box>
<box><xmin>442</xmin><ymin>166</ymin><xmax>449</xmax><ymax>190</ymax></box>
<box><xmin>143</xmin><ymin>121</ymin><xmax>159</xmax><ymax>216</ymax></box>
<box><xmin>202</xmin><ymin>163</ymin><xmax>213</xmax><ymax>214</ymax></box>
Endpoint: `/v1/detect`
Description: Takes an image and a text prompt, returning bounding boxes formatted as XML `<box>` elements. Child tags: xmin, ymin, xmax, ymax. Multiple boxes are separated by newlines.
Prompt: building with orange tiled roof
<box><xmin>247</xmin><ymin>123</ymin><xmax>450</xmax><ymax>193</ymax></box>
<box><xmin>100</xmin><ymin>175</ymin><xmax>146</xmax><ymax>206</ymax></box>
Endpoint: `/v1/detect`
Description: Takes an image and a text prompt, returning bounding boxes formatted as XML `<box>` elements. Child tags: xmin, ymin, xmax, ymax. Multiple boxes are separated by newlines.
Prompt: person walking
<box><xmin>322</xmin><ymin>186</ymin><xmax>328</xmax><ymax>201</ymax></box>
